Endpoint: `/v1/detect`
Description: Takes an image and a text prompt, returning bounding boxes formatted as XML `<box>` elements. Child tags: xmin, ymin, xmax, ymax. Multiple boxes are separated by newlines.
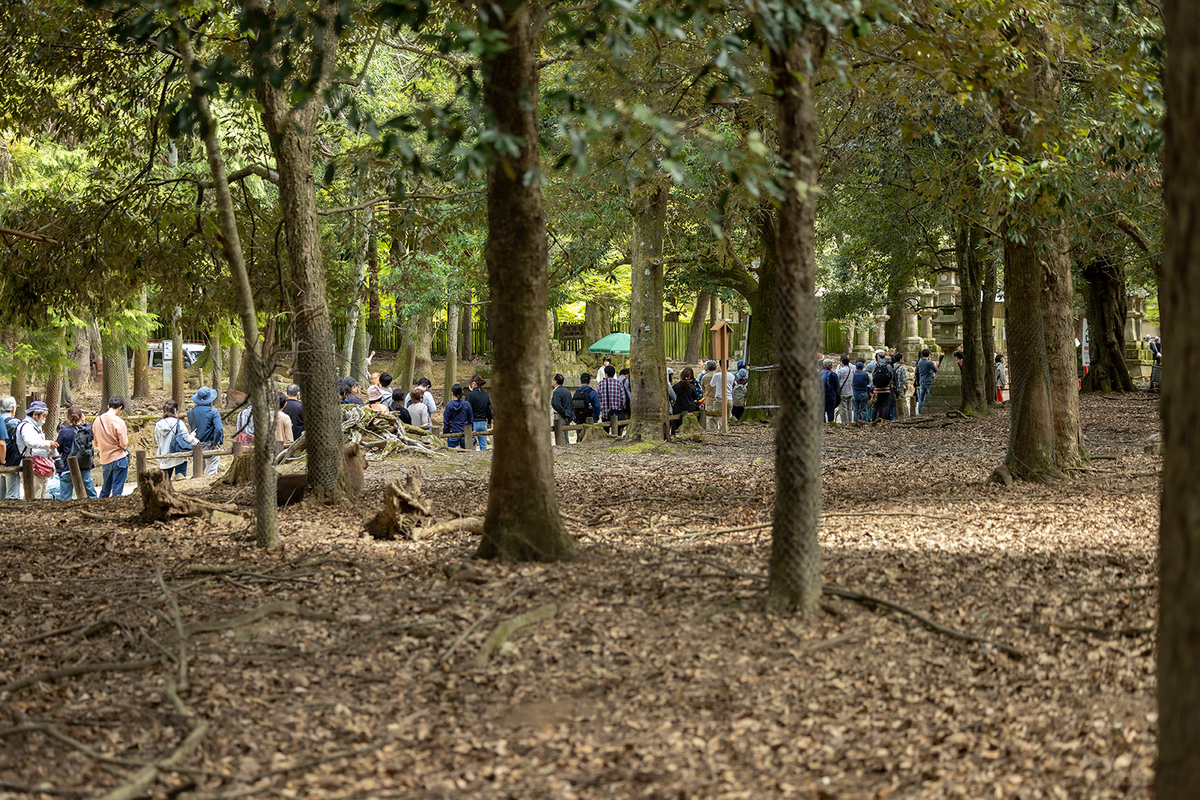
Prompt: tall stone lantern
<box><xmin>900</xmin><ymin>286</ymin><xmax>926</xmax><ymax>366</ymax></box>
<box><xmin>924</xmin><ymin>270</ymin><xmax>962</xmax><ymax>413</ymax></box>
<box><xmin>873</xmin><ymin>308</ymin><xmax>890</xmax><ymax>349</ymax></box>
<box><xmin>853</xmin><ymin>318</ymin><xmax>874</xmax><ymax>363</ymax></box>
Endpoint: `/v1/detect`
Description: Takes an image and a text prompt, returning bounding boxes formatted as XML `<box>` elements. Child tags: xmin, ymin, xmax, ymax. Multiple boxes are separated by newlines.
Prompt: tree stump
<box><xmin>221</xmin><ymin>453</ymin><xmax>255</xmax><ymax>486</ymax></box>
<box><xmin>138</xmin><ymin>468</ymin><xmax>204</xmax><ymax>522</ymax></box>
<box><xmin>365</xmin><ymin>469</ymin><xmax>432</xmax><ymax>541</ymax></box>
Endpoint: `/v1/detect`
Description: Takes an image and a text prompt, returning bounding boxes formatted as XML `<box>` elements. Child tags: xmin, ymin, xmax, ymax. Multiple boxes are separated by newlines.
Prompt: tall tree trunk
<box><xmin>207</xmin><ymin>328</ymin><xmax>223</xmax><ymax>391</ymax></box>
<box><xmin>958</xmin><ymin>222</ymin><xmax>989</xmax><ymax>415</ymax></box>
<box><xmin>982</xmin><ymin>254</ymin><xmax>997</xmax><ymax>403</ymax></box>
<box><xmin>171</xmin><ymin>307</ymin><xmax>185</xmax><ymax>410</ymax></box>
<box><xmin>1043</xmin><ymin>224</ymin><xmax>1087</xmax><ymax>468</ymax></box>
<box><xmin>582</xmin><ymin>297</ymin><xmax>610</xmax><ymax>353</ymax></box>
<box><xmin>683</xmin><ymin>290</ymin><xmax>710</xmax><ymax>365</ymax></box>
<box><xmin>1080</xmin><ymin>254</ymin><xmax>1134</xmax><ymax>393</ymax></box>
<box><xmin>764</xmin><ymin>29</ymin><xmax>826</xmax><ymax>617</ymax></box>
<box><xmin>394</xmin><ymin>316</ymin><xmax>418</xmax><ymax>391</ymax></box>
<box><xmin>461</xmin><ymin>302</ymin><xmax>473</xmax><ymax>360</ymax></box>
<box><xmin>413</xmin><ymin>314</ymin><xmax>433</xmax><ymax>380</ymax></box>
<box><xmin>132</xmin><ymin>289</ymin><xmax>150</xmax><ymax>400</ymax></box>
<box><xmin>69</xmin><ymin>326</ymin><xmax>90</xmax><ymax>394</ymax></box>
<box><xmin>368</xmin><ymin>222</ymin><xmax>380</xmax><ymax>322</ymax></box>
<box><xmin>227</xmin><ymin>341</ymin><xmax>241</xmax><ymax>403</ymax></box>
<box><xmin>342</xmin><ymin>211</ymin><xmax>371</xmax><ymax>377</ymax></box>
<box><xmin>87</xmin><ymin>322</ymin><xmax>102</xmax><ymax>383</ymax></box>
<box><xmin>256</xmin><ymin>1</ymin><xmax>342</xmax><ymax>501</ymax></box>
<box><xmin>744</xmin><ymin>210</ymin><xmax>779</xmax><ymax>421</ymax></box>
<box><xmin>60</xmin><ymin>368</ymin><xmax>73</xmax><ymax>407</ymax></box>
<box><xmin>351</xmin><ymin>309</ymin><xmax>368</xmax><ymax>383</ymax></box>
<box><xmin>628</xmin><ymin>182</ymin><xmax>669</xmax><ymax>442</ymax></box>
<box><xmin>444</xmin><ymin>302</ymin><xmax>459</xmax><ymax>399</ymax></box>
<box><xmin>182</xmin><ymin>30</ymin><xmax>279</xmax><ymax>548</ymax></box>
<box><xmin>44</xmin><ymin>370</ymin><xmax>62</xmax><ymax>434</ymax></box>
<box><xmin>475</xmin><ymin>0</ymin><xmax>572</xmax><ymax>562</ymax></box>
<box><xmin>100</xmin><ymin>329</ymin><xmax>127</xmax><ymax>409</ymax></box>
<box><xmin>1160</xmin><ymin>2</ymin><xmax>1200</xmax><ymax>792</ymax></box>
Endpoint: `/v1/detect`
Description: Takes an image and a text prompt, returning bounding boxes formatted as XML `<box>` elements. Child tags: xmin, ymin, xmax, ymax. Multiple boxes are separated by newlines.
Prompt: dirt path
<box><xmin>0</xmin><ymin>394</ymin><xmax>1160</xmax><ymax>798</ymax></box>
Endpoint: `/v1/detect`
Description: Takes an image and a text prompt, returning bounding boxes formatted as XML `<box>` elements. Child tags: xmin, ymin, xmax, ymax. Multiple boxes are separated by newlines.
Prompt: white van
<box><xmin>141</xmin><ymin>342</ymin><xmax>206</xmax><ymax>369</ymax></box>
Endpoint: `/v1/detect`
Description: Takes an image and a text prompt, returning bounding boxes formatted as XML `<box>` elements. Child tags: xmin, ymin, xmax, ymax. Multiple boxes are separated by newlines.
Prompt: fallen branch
<box><xmin>413</xmin><ymin>516</ymin><xmax>485</xmax><ymax>539</ymax></box>
<box><xmin>0</xmin><ymin>659</ymin><xmax>160</xmax><ymax>695</ymax></box>
<box><xmin>182</xmin><ymin>601</ymin><xmax>337</xmax><ymax>636</ymax></box>
<box><xmin>12</xmin><ymin>619</ymin><xmax>117</xmax><ymax>645</ymax></box>
<box><xmin>678</xmin><ymin>521</ymin><xmax>772</xmax><ymax>539</ymax></box>
<box><xmin>822</xmin><ymin>585</ymin><xmax>1024</xmax><ymax>660</ymax></box>
<box><xmin>1069</xmin><ymin>583</ymin><xmax>1156</xmax><ymax>594</ymax></box>
<box><xmin>78</xmin><ymin>510</ymin><xmax>127</xmax><ymax>522</ymax></box>
<box><xmin>1042</xmin><ymin>621</ymin><xmax>1156</xmax><ymax>638</ymax></box>
<box><xmin>471</xmin><ymin>603</ymin><xmax>558</xmax><ymax>668</ymax></box>
<box><xmin>440</xmin><ymin>585</ymin><xmax>522</xmax><ymax>663</ymax></box>
<box><xmin>96</xmin><ymin>720</ymin><xmax>209</xmax><ymax>800</ymax></box>
<box><xmin>0</xmin><ymin>779</ymin><xmax>85</xmax><ymax>797</ymax></box>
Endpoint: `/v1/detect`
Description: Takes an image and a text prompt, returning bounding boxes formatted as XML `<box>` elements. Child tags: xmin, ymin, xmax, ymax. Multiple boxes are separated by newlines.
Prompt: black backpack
<box><xmin>4</xmin><ymin>417</ymin><xmax>20</xmax><ymax>467</ymax></box>
<box><xmin>69</xmin><ymin>424</ymin><xmax>95</xmax><ymax>471</ymax></box>
<box><xmin>872</xmin><ymin>364</ymin><xmax>893</xmax><ymax>390</ymax></box>
<box><xmin>572</xmin><ymin>386</ymin><xmax>592</xmax><ymax>421</ymax></box>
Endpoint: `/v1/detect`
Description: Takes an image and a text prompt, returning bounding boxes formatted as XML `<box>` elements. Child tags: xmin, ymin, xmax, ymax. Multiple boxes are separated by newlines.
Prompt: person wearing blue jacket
<box><xmin>187</xmin><ymin>386</ymin><xmax>225</xmax><ymax>475</ymax></box>
<box><xmin>572</xmin><ymin>373</ymin><xmax>601</xmax><ymax>424</ymax></box>
<box><xmin>820</xmin><ymin>359</ymin><xmax>839</xmax><ymax>422</ymax></box>
<box><xmin>442</xmin><ymin>383</ymin><xmax>474</xmax><ymax>449</ymax></box>
<box><xmin>851</xmin><ymin>360</ymin><xmax>872</xmax><ymax>422</ymax></box>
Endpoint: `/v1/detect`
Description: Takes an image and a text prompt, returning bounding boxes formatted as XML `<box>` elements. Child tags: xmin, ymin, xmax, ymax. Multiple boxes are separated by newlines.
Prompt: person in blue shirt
<box><xmin>820</xmin><ymin>359</ymin><xmax>839</xmax><ymax>423</ymax></box>
<box><xmin>0</xmin><ymin>395</ymin><xmax>13</xmax><ymax>499</ymax></box>
<box><xmin>915</xmin><ymin>349</ymin><xmax>938</xmax><ymax>414</ymax></box>
<box><xmin>572</xmin><ymin>373</ymin><xmax>601</xmax><ymax>424</ymax></box>
<box><xmin>442</xmin><ymin>383</ymin><xmax>474</xmax><ymax>449</ymax></box>
<box><xmin>187</xmin><ymin>386</ymin><xmax>225</xmax><ymax>475</ymax></box>
<box><xmin>851</xmin><ymin>360</ymin><xmax>872</xmax><ymax>422</ymax></box>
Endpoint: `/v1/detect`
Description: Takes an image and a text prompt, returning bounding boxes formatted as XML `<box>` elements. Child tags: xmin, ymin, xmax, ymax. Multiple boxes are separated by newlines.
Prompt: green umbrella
<box><xmin>587</xmin><ymin>332</ymin><xmax>631</xmax><ymax>354</ymax></box>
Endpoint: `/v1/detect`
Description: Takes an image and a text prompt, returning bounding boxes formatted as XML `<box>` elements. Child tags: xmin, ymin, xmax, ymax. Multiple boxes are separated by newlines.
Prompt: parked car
<box><xmin>136</xmin><ymin>342</ymin><xmax>206</xmax><ymax>369</ymax></box>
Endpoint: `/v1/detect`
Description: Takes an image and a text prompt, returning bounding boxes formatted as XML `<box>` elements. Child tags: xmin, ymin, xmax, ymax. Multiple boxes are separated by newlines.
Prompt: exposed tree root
<box><xmin>365</xmin><ymin>470</ymin><xmax>431</xmax><ymax>540</ymax></box>
<box><xmin>182</xmin><ymin>600</ymin><xmax>337</xmax><ymax>636</ymax></box>
<box><xmin>471</xmin><ymin>602</ymin><xmax>559</xmax><ymax>668</ymax></box>
<box><xmin>0</xmin><ymin>659</ymin><xmax>160</xmax><ymax>695</ymax></box>
<box><xmin>413</xmin><ymin>516</ymin><xmax>485</xmax><ymax>539</ymax></box>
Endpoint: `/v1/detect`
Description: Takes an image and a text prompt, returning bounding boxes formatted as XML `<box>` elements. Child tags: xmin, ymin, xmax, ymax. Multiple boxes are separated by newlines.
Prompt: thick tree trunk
<box><xmin>100</xmin><ymin>330</ymin><xmax>127</xmax><ymax>408</ymax></box>
<box><xmin>444</xmin><ymin>302</ymin><xmax>459</xmax><ymax>399</ymax></box>
<box><xmin>1080</xmin><ymin>254</ymin><xmax>1134</xmax><ymax>393</ymax></box>
<box><xmin>982</xmin><ymin>254</ymin><xmax>997</xmax><ymax>403</ymax></box>
<box><xmin>227</xmin><ymin>341</ymin><xmax>241</xmax><ymax>402</ymax></box>
<box><xmin>461</xmin><ymin>302</ymin><xmax>473</xmax><ymax>360</ymax></box>
<box><xmin>628</xmin><ymin>183</ymin><xmax>669</xmax><ymax>441</ymax></box>
<box><xmin>60</xmin><ymin>368</ymin><xmax>73</xmax><ymax>407</ymax></box>
<box><xmin>582</xmin><ymin>297</ymin><xmax>610</xmax><ymax>353</ymax></box>
<box><xmin>183</xmin><ymin>31</ymin><xmax>279</xmax><ymax>548</ymax></box>
<box><xmin>394</xmin><ymin>316</ymin><xmax>418</xmax><ymax>391</ymax></box>
<box><xmin>368</xmin><ymin>223</ymin><xmax>380</xmax><ymax>322</ymax></box>
<box><xmin>958</xmin><ymin>222</ymin><xmax>989</xmax><ymax>415</ymax></box>
<box><xmin>1042</xmin><ymin>225</ymin><xmax>1087</xmax><ymax>469</ymax></box>
<box><xmin>1159</xmin><ymin>4</ymin><xmax>1200</xmax><ymax>794</ymax></box>
<box><xmin>69</xmin><ymin>326</ymin><xmax>90</xmax><ymax>395</ymax></box>
<box><xmin>413</xmin><ymin>313</ymin><xmax>433</xmax><ymax>380</ymax></box>
<box><xmin>44</xmin><ymin>370</ymin><xmax>61</xmax><ymax>434</ymax></box>
<box><xmin>764</xmin><ymin>31</ymin><xmax>826</xmax><ymax>618</ymax></box>
<box><xmin>351</xmin><ymin>309</ymin><xmax>368</xmax><ymax>383</ymax></box>
<box><xmin>206</xmin><ymin>328</ymin><xmax>223</xmax><ymax>391</ymax></box>
<box><xmin>744</xmin><ymin>210</ymin><xmax>779</xmax><ymax>420</ymax></box>
<box><xmin>171</xmin><ymin>307</ymin><xmax>185</xmax><ymax>409</ymax></box>
<box><xmin>342</xmin><ymin>208</ymin><xmax>372</xmax><ymax>377</ymax></box>
<box><xmin>132</xmin><ymin>337</ymin><xmax>150</xmax><ymax>399</ymax></box>
<box><xmin>256</xmin><ymin>2</ymin><xmax>342</xmax><ymax>501</ymax></box>
<box><xmin>475</xmin><ymin>0</ymin><xmax>571</xmax><ymax>562</ymax></box>
<box><xmin>683</xmin><ymin>291</ymin><xmax>710</xmax><ymax>365</ymax></box>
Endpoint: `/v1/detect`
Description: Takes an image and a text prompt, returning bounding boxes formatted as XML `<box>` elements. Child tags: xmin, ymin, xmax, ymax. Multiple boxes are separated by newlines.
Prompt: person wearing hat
<box><xmin>732</xmin><ymin>365</ymin><xmax>749</xmax><ymax>420</ymax></box>
<box><xmin>366</xmin><ymin>384</ymin><xmax>388</xmax><ymax>412</ymax></box>
<box><xmin>341</xmin><ymin>377</ymin><xmax>364</xmax><ymax>405</ymax></box>
<box><xmin>187</xmin><ymin>387</ymin><xmax>224</xmax><ymax>476</ymax></box>
<box><xmin>851</xmin><ymin>360</ymin><xmax>871</xmax><ymax>422</ymax></box>
<box><xmin>94</xmin><ymin>396</ymin><xmax>130</xmax><ymax>497</ymax></box>
<box><xmin>14</xmin><ymin>401</ymin><xmax>59</xmax><ymax>499</ymax></box>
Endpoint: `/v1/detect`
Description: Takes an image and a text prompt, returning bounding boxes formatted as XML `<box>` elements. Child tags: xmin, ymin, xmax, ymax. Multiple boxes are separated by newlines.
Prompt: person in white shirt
<box><xmin>835</xmin><ymin>354</ymin><xmax>855</xmax><ymax>422</ymax></box>
<box><xmin>15</xmin><ymin>401</ymin><xmax>59</xmax><ymax>499</ymax></box>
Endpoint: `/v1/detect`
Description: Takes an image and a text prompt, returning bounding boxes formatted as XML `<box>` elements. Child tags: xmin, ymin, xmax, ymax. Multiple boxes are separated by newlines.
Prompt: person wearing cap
<box><xmin>15</xmin><ymin>401</ymin><xmax>59</xmax><ymax>499</ymax></box>
<box><xmin>851</xmin><ymin>360</ymin><xmax>871</xmax><ymax>422</ymax></box>
<box><xmin>341</xmin><ymin>377</ymin><xmax>364</xmax><ymax>405</ymax></box>
<box><xmin>915</xmin><ymin>349</ymin><xmax>938</xmax><ymax>414</ymax></box>
<box><xmin>94</xmin><ymin>396</ymin><xmax>130</xmax><ymax>496</ymax></box>
<box><xmin>187</xmin><ymin>387</ymin><xmax>224</xmax><ymax>476</ymax></box>
<box><xmin>732</xmin><ymin>366</ymin><xmax>749</xmax><ymax>420</ymax></box>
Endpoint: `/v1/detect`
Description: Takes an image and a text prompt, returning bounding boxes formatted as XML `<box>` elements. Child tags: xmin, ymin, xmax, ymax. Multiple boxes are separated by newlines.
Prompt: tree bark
<box><xmin>474</xmin><ymin>0</ymin><xmax>571</xmax><ymax>562</ymax></box>
<box><xmin>764</xmin><ymin>30</ymin><xmax>826</xmax><ymax>618</ymax></box>
<box><xmin>227</xmin><ymin>341</ymin><xmax>241</xmax><ymax>403</ymax></box>
<box><xmin>367</xmin><ymin>221</ymin><xmax>380</xmax><ymax>322</ymax></box>
<box><xmin>1159</xmin><ymin>2</ymin><xmax>1200</xmax><ymax>793</ymax></box>
<box><xmin>69</xmin><ymin>326</ymin><xmax>90</xmax><ymax>395</ymax></box>
<box><xmin>683</xmin><ymin>291</ymin><xmax>710</xmax><ymax>365</ymax></box>
<box><xmin>60</xmin><ymin>368</ymin><xmax>73</xmax><ymax>407</ymax></box>
<box><xmin>1080</xmin><ymin>254</ymin><xmax>1134</xmax><ymax>393</ymax></box>
<box><xmin>131</xmin><ymin>322</ymin><xmax>150</xmax><ymax>401</ymax></box>
<box><xmin>100</xmin><ymin>329</ymin><xmax>127</xmax><ymax>409</ymax></box>
<box><xmin>582</xmin><ymin>297</ymin><xmax>610</xmax><ymax>353</ymax></box>
<box><xmin>171</xmin><ymin>307</ymin><xmax>185</xmax><ymax>410</ymax></box>
<box><xmin>982</xmin><ymin>253</ymin><xmax>997</xmax><ymax>403</ymax></box>
<box><xmin>444</xmin><ymin>301</ymin><xmax>459</xmax><ymax>399</ymax></box>
<box><xmin>744</xmin><ymin>209</ymin><xmax>779</xmax><ymax>420</ymax></box>
<box><xmin>44</xmin><ymin>370</ymin><xmax>62</xmax><ymax>434</ymax></box>
<box><xmin>342</xmin><ymin>208</ymin><xmax>372</xmax><ymax>377</ymax></box>
<box><xmin>958</xmin><ymin>222</ymin><xmax>989</xmax><ymax>415</ymax></box>
<box><xmin>181</xmin><ymin>30</ymin><xmax>279</xmax><ymax>548</ymax></box>
<box><xmin>628</xmin><ymin>182</ymin><xmax>669</xmax><ymax>441</ymax></box>
<box><xmin>461</xmin><ymin>301</ymin><xmax>473</xmax><ymax>360</ymax></box>
<box><xmin>413</xmin><ymin>313</ymin><xmax>433</xmax><ymax>380</ymax></box>
<box><xmin>255</xmin><ymin>0</ymin><xmax>343</xmax><ymax>501</ymax></box>
<box><xmin>206</xmin><ymin>327</ymin><xmax>223</xmax><ymax>392</ymax></box>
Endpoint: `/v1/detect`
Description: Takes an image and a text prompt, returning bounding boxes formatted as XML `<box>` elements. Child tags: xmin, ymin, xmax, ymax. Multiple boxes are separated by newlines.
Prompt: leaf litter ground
<box><xmin>0</xmin><ymin>394</ymin><xmax>1161</xmax><ymax>799</ymax></box>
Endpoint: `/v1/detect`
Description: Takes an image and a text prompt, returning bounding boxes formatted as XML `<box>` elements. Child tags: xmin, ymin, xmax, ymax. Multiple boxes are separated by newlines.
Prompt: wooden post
<box><xmin>710</xmin><ymin>320</ymin><xmax>733</xmax><ymax>433</ymax></box>
<box><xmin>465</xmin><ymin>426</ymin><xmax>474</xmax><ymax>451</ymax></box>
<box><xmin>581</xmin><ymin>416</ymin><xmax>592</xmax><ymax>442</ymax></box>
<box><xmin>68</xmin><ymin>456</ymin><xmax>86</xmax><ymax>499</ymax></box>
<box><xmin>698</xmin><ymin>407</ymin><xmax>706</xmax><ymax>429</ymax></box>
<box><xmin>552</xmin><ymin>416</ymin><xmax>563</xmax><ymax>446</ymax></box>
<box><xmin>21</xmin><ymin>458</ymin><xmax>34</xmax><ymax>500</ymax></box>
<box><xmin>232</xmin><ymin>440</ymin><xmax>243</xmax><ymax>458</ymax></box>
<box><xmin>192</xmin><ymin>444</ymin><xmax>204</xmax><ymax>478</ymax></box>
<box><xmin>135</xmin><ymin>449</ymin><xmax>147</xmax><ymax>477</ymax></box>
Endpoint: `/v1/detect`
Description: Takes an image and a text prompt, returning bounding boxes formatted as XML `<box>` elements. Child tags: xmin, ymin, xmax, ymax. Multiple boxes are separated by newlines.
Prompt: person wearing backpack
<box><xmin>670</xmin><ymin>367</ymin><xmax>700</xmax><ymax>434</ymax></box>
<box><xmin>551</xmin><ymin>373</ymin><xmax>574</xmax><ymax>444</ymax></box>
<box><xmin>16</xmin><ymin>402</ymin><xmax>60</xmax><ymax>500</ymax></box>
<box><xmin>915</xmin><ymin>349</ymin><xmax>938</xmax><ymax>414</ymax></box>
<box><xmin>50</xmin><ymin>406</ymin><xmax>97</xmax><ymax>499</ymax></box>
<box><xmin>872</xmin><ymin>355</ymin><xmax>895</xmax><ymax>422</ymax></box>
<box><xmin>572</xmin><ymin>373</ymin><xmax>600</xmax><ymax>424</ymax></box>
<box><xmin>155</xmin><ymin>400</ymin><xmax>201</xmax><ymax>480</ymax></box>
<box><xmin>731</xmin><ymin>367</ymin><xmax>749</xmax><ymax>420</ymax></box>
<box><xmin>0</xmin><ymin>396</ymin><xmax>19</xmax><ymax>499</ymax></box>
<box><xmin>187</xmin><ymin>387</ymin><xmax>224</xmax><ymax>476</ymax></box>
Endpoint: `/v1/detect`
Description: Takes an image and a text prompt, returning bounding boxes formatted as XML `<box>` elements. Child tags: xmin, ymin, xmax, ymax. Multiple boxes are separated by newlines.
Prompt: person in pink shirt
<box><xmin>93</xmin><ymin>396</ymin><xmax>129</xmax><ymax>498</ymax></box>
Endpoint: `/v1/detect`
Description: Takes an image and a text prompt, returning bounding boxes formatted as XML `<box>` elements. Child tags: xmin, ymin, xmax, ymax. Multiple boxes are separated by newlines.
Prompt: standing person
<box><xmin>865</xmin><ymin>350</ymin><xmax>884</xmax><ymax>375</ymax></box>
<box><xmin>731</xmin><ymin>366</ymin><xmax>749</xmax><ymax>420</ymax></box>
<box><xmin>275</xmin><ymin>393</ymin><xmax>294</xmax><ymax>454</ymax></box>
<box><xmin>872</xmin><ymin>356</ymin><xmax>895</xmax><ymax>422</ymax></box>
<box><xmin>572</xmin><ymin>373</ymin><xmax>601</xmax><ymax>424</ymax></box>
<box><xmin>94</xmin><ymin>396</ymin><xmax>130</xmax><ymax>497</ymax></box>
<box><xmin>378</xmin><ymin>372</ymin><xmax>395</xmax><ymax>407</ymax></box>
<box><xmin>282</xmin><ymin>384</ymin><xmax>304</xmax><ymax>438</ymax></box>
<box><xmin>597</xmin><ymin>355</ymin><xmax>613</xmax><ymax>380</ymax></box>
<box><xmin>851</xmin><ymin>360</ymin><xmax>871</xmax><ymax>422</ymax></box>
<box><xmin>954</xmin><ymin>349</ymin><xmax>964</xmax><ymax>370</ymax></box>
<box><xmin>820</xmin><ymin>359</ymin><xmax>839</xmax><ymax>423</ymax></box>
<box><xmin>465</xmin><ymin>376</ymin><xmax>493</xmax><ymax>451</ymax></box>
<box><xmin>596</xmin><ymin>364</ymin><xmax>629</xmax><ymax>432</ymax></box>
<box><xmin>915</xmin><ymin>349</ymin><xmax>938</xmax><ymax>414</ymax></box>
<box><xmin>405</xmin><ymin>387</ymin><xmax>432</xmax><ymax>432</ymax></box>
<box><xmin>618</xmin><ymin>368</ymin><xmax>632</xmax><ymax>416</ymax></box>
<box><xmin>892</xmin><ymin>353</ymin><xmax>910</xmax><ymax>419</ymax></box>
<box><xmin>366</xmin><ymin>385</ymin><xmax>388</xmax><ymax>411</ymax></box>
<box><xmin>187</xmin><ymin>387</ymin><xmax>224</xmax><ymax>476</ymax></box>
<box><xmin>154</xmin><ymin>400</ymin><xmax>200</xmax><ymax>480</ymax></box>
<box><xmin>0</xmin><ymin>396</ymin><xmax>19</xmax><ymax>499</ymax></box>
<box><xmin>15</xmin><ymin>402</ymin><xmax>59</xmax><ymax>500</ymax></box>
<box><xmin>235</xmin><ymin>402</ymin><xmax>255</xmax><ymax>446</ymax></box>
<box><xmin>51</xmin><ymin>406</ymin><xmax>97</xmax><ymax>500</ymax></box>
<box><xmin>413</xmin><ymin>378</ymin><xmax>437</xmax><ymax>416</ymax></box>
<box><xmin>551</xmin><ymin>373</ymin><xmax>574</xmax><ymax>445</ymax></box>
<box><xmin>700</xmin><ymin>360</ymin><xmax>719</xmax><ymax>428</ymax></box>
<box><xmin>835</xmin><ymin>355</ymin><xmax>854</xmax><ymax>423</ymax></box>
<box><xmin>670</xmin><ymin>367</ymin><xmax>699</xmax><ymax>434</ymax></box>
<box><xmin>442</xmin><ymin>383</ymin><xmax>473</xmax><ymax>449</ymax></box>
<box><xmin>712</xmin><ymin>360</ymin><xmax>736</xmax><ymax>426</ymax></box>
<box><xmin>995</xmin><ymin>353</ymin><xmax>1008</xmax><ymax>402</ymax></box>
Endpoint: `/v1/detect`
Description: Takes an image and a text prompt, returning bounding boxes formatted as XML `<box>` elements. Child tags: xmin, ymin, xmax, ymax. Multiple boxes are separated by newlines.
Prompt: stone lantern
<box><xmin>853</xmin><ymin>318</ymin><xmax>874</xmax><ymax>363</ymax></box>
<box><xmin>900</xmin><ymin>286</ymin><xmax>926</xmax><ymax>366</ymax></box>
<box><xmin>924</xmin><ymin>270</ymin><xmax>962</xmax><ymax>414</ymax></box>
<box><xmin>873</xmin><ymin>308</ymin><xmax>890</xmax><ymax>349</ymax></box>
